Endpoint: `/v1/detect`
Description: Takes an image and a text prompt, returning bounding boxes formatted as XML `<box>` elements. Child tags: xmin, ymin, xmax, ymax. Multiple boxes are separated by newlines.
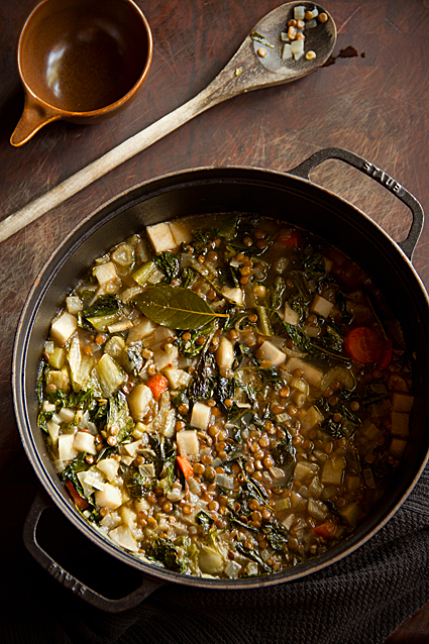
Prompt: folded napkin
<box><xmin>2</xmin><ymin>466</ymin><xmax>429</xmax><ymax>644</ymax></box>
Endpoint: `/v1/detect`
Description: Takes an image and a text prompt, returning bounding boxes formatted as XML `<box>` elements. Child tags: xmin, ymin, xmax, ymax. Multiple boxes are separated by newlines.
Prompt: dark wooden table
<box><xmin>1</xmin><ymin>1</ymin><xmax>428</xmax><ymax>642</ymax></box>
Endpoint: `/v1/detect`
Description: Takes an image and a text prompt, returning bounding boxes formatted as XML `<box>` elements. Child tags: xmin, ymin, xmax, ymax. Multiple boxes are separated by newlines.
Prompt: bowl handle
<box><xmin>10</xmin><ymin>94</ymin><xmax>61</xmax><ymax>147</ymax></box>
<box><xmin>288</xmin><ymin>147</ymin><xmax>424</xmax><ymax>261</ymax></box>
<box><xmin>23</xmin><ymin>493</ymin><xmax>164</xmax><ymax>612</ymax></box>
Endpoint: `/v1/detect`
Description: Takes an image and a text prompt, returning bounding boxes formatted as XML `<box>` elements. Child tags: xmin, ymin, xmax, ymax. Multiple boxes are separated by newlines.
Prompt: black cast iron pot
<box><xmin>14</xmin><ymin>147</ymin><xmax>429</xmax><ymax>612</ymax></box>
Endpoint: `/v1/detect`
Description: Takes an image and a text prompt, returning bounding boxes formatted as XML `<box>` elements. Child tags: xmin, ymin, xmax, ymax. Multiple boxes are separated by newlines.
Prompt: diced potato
<box><xmin>392</xmin><ymin>393</ymin><xmax>414</xmax><ymax>413</ymax></box>
<box><xmin>46</xmin><ymin>367</ymin><xmax>70</xmax><ymax>393</ymax></box>
<box><xmin>294</xmin><ymin>460</ymin><xmax>318</xmax><ymax>482</ymax></box>
<box><xmin>310</xmin><ymin>295</ymin><xmax>334</xmax><ymax>317</ymax></box>
<box><xmin>51</xmin><ymin>311</ymin><xmax>77</xmax><ymax>345</ymax></box>
<box><xmin>134</xmin><ymin>498</ymin><xmax>150</xmax><ymax>513</ymax></box>
<box><xmin>360</xmin><ymin>420</ymin><xmax>383</xmax><ymax>441</ymax></box>
<box><xmin>58</xmin><ymin>407</ymin><xmax>75</xmax><ymax>424</ymax></box>
<box><xmin>73</xmin><ymin>431</ymin><xmax>97</xmax><ymax>455</ymax></box>
<box><xmin>95</xmin><ymin>483</ymin><xmax>122</xmax><ymax>510</ymax></box>
<box><xmin>147</xmin><ymin>222</ymin><xmax>176</xmax><ymax>253</ymax></box>
<box><xmin>66</xmin><ymin>296</ymin><xmax>83</xmax><ymax>314</ymax></box>
<box><xmin>190</xmin><ymin>402</ymin><xmax>212</xmax><ymax>430</ymax></box>
<box><xmin>339</xmin><ymin>502</ymin><xmax>361</xmax><ymax>527</ymax></box>
<box><xmin>121</xmin><ymin>506</ymin><xmax>138</xmax><ymax>529</ymax></box>
<box><xmin>198</xmin><ymin>546</ymin><xmax>224</xmax><ymax>575</ymax></box>
<box><xmin>321</xmin><ymin>457</ymin><xmax>346</xmax><ymax>485</ymax></box>
<box><xmin>286</xmin><ymin>357</ymin><xmax>323</xmax><ymax>388</ymax></box>
<box><xmin>391</xmin><ymin>412</ymin><xmax>410</xmax><ymax>437</ymax></box>
<box><xmin>93</xmin><ymin>261</ymin><xmax>118</xmax><ymax>286</ymax></box>
<box><xmin>152</xmin><ymin>345</ymin><xmax>179</xmax><ymax>371</ymax></box>
<box><xmin>163</xmin><ymin>367</ymin><xmax>191</xmax><ymax>389</ymax></box>
<box><xmin>284</xmin><ymin>302</ymin><xmax>300</xmax><ymax>325</ymax></box>
<box><xmin>215</xmin><ymin>337</ymin><xmax>235</xmax><ymax>376</ymax></box>
<box><xmin>95</xmin><ymin>354</ymin><xmax>125</xmax><ymax>397</ymax></box>
<box><xmin>259</xmin><ymin>340</ymin><xmax>287</xmax><ymax>367</ymax></box>
<box><xmin>127</xmin><ymin>384</ymin><xmax>153</xmax><ymax>421</ymax></box>
<box><xmin>126</xmin><ymin>317</ymin><xmax>157</xmax><ymax>343</ymax></box>
<box><xmin>97</xmin><ymin>458</ymin><xmax>120</xmax><ymax>482</ymax></box>
<box><xmin>308</xmin><ymin>498</ymin><xmax>328</xmax><ymax>521</ymax></box>
<box><xmin>176</xmin><ymin>430</ymin><xmax>199</xmax><ymax>456</ymax></box>
<box><xmin>109</xmin><ymin>524</ymin><xmax>139</xmax><ymax>552</ymax></box>
<box><xmin>221</xmin><ymin>286</ymin><xmax>243</xmax><ymax>306</ymax></box>
<box><xmin>58</xmin><ymin>433</ymin><xmax>78</xmax><ymax>461</ymax></box>
<box><xmin>123</xmin><ymin>440</ymin><xmax>143</xmax><ymax>457</ymax></box>
<box><xmin>46</xmin><ymin>419</ymin><xmax>60</xmax><ymax>445</ymax></box>
<box><xmin>169</xmin><ymin>221</ymin><xmax>193</xmax><ymax>246</ymax></box>
<box><xmin>345</xmin><ymin>474</ymin><xmax>361</xmax><ymax>493</ymax></box>
<box><xmin>389</xmin><ymin>437</ymin><xmax>407</xmax><ymax>459</ymax></box>
<box><xmin>301</xmin><ymin>405</ymin><xmax>324</xmax><ymax>430</ymax></box>
<box><xmin>48</xmin><ymin>347</ymin><xmax>66</xmax><ymax>369</ymax></box>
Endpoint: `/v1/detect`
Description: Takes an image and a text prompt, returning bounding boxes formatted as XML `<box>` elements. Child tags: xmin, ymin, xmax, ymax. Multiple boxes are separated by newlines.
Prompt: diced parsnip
<box><xmin>389</xmin><ymin>437</ymin><xmax>407</xmax><ymax>459</ymax></box>
<box><xmin>152</xmin><ymin>345</ymin><xmax>179</xmax><ymax>371</ymax></box>
<box><xmin>391</xmin><ymin>412</ymin><xmax>410</xmax><ymax>437</ymax></box>
<box><xmin>290</xmin><ymin>491</ymin><xmax>307</xmax><ymax>511</ymax></box>
<box><xmin>95</xmin><ymin>354</ymin><xmax>125</xmax><ymax>397</ymax></box>
<box><xmin>147</xmin><ymin>223</ymin><xmax>176</xmax><ymax>253</ymax></box>
<box><xmin>360</xmin><ymin>420</ymin><xmax>383</xmax><ymax>441</ymax></box>
<box><xmin>66</xmin><ymin>295</ymin><xmax>83</xmax><ymax>314</ymax></box>
<box><xmin>190</xmin><ymin>402</ymin><xmax>212</xmax><ymax>430</ymax></box>
<box><xmin>42</xmin><ymin>401</ymin><xmax>56</xmax><ymax>413</ymax></box>
<box><xmin>215</xmin><ymin>337</ymin><xmax>235</xmax><ymax>377</ymax></box>
<box><xmin>73</xmin><ymin>431</ymin><xmax>97</xmax><ymax>455</ymax></box>
<box><xmin>48</xmin><ymin>347</ymin><xmax>66</xmax><ymax>369</ymax></box>
<box><xmin>290</xmin><ymin>377</ymin><xmax>309</xmax><ymax>396</ymax></box>
<box><xmin>46</xmin><ymin>367</ymin><xmax>70</xmax><ymax>392</ymax></box>
<box><xmin>120</xmin><ymin>506</ymin><xmax>138</xmax><ymax>529</ymax></box>
<box><xmin>127</xmin><ymin>384</ymin><xmax>153</xmax><ymax>421</ymax></box>
<box><xmin>310</xmin><ymin>295</ymin><xmax>334</xmax><ymax>317</ymax></box>
<box><xmin>58</xmin><ymin>434</ymin><xmax>79</xmax><ymax>461</ymax></box>
<box><xmin>46</xmin><ymin>419</ymin><xmax>60</xmax><ymax>446</ymax></box>
<box><xmin>294</xmin><ymin>460</ymin><xmax>318</xmax><ymax>482</ymax></box>
<box><xmin>345</xmin><ymin>474</ymin><xmax>361</xmax><ymax>493</ymax></box>
<box><xmin>274</xmin><ymin>497</ymin><xmax>292</xmax><ymax>512</ymax></box>
<box><xmin>286</xmin><ymin>357</ymin><xmax>323</xmax><ymax>388</ymax></box>
<box><xmin>320</xmin><ymin>366</ymin><xmax>355</xmax><ymax>393</ymax></box>
<box><xmin>221</xmin><ymin>286</ymin><xmax>243</xmax><ymax>306</ymax></box>
<box><xmin>107</xmin><ymin>320</ymin><xmax>134</xmax><ymax>334</ymax></box>
<box><xmin>169</xmin><ymin>221</ymin><xmax>193</xmax><ymax>246</ymax></box>
<box><xmin>307</xmin><ymin>499</ymin><xmax>328</xmax><ymax>521</ymax></box>
<box><xmin>95</xmin><ymin>483</ymin><xmax>122</xmax><ymax>510</ymax></box>
<box><xmin>163</xmin><ymin>367</ymin><xmax>191</xmax><ymax>389</ymax></box>
<box><xmin>308</xmin><ymin>476</ymin><xmax>324</xmax><ymax>499</ymax></box>
<box><xmin>97</xmin><ymin>458</ymin><xmax>120</xmax><ymax>482</ymax></box>
<box><xmin>109</xmin><ymin>524</ymin><xmax>139</xmax><ymax>552</ymax></box>
<box><xmin>51</xmin><ymin>311</ymin><xmax>77</xmax><ymax>345</ymax></box>
<box><xmin>225</xmin><ymin>560</ymin><xmax>242</xmax><ymax>579</ymax></box>
<box><xmin>339</xmin><ymin>502</ymin><xmax>361</xmax><ymax>527</ymax></box>
<box><xmin>321</xmin><ymin>457</ymin><xmax>346</xmax><ymax>485</ymax></box>
<box><xmin>301</xmin><ymin>405</ymin><xmax>324</xmax><ymax>430</ymax></box>
<box><xmin>176</xmin><ymin>430</ymin><xmax>199</xmax><ymax>456</ymax></box>
<box><xmin>259</xmin><ymin>340</ymin><xmax>287</xmax><ymax>367</ymax></box>
<box><xmin>123</xmin><ymin>440</ymin><xmax>144</xmax><ymax>457</ymax></box>
<box><xmin>120</xmin><ymin>285</ymin><xmax>143</xmax><ymax>304</ymax></box>
<box><xmin>198</xmin><ymin>546</ymin><xmax>224</xmax><ymax>575</ymax></box>
<box><xmin>77</xmin><ymin>469</ymin><xmax>105</xmax><ymax>498</ymax></box>
<box><xmin>392</xmin><ymin>393</ymin><xmax>414</xmax><ymax>413</ymax></box>
<box><xmin>284</xmin><ymin>302</ymin><xmax>300</xmax><ymax>325</ymax></box>
<box><xmin>134</xmin><ymin>498</ymin><xmax>151</xmax><ymax>513</ymax></box>
<box><xmin>93</xmin><ymin>261</ymin><xmax>118</xmax><ymax>286</ymax></box>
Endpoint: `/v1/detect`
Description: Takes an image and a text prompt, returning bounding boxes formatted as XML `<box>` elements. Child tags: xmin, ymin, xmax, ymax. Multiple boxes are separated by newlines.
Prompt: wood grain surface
<box><xmin>1</xmin><ymin>1</ymin><xmax>428</xmax><ymax>642</ymax></box>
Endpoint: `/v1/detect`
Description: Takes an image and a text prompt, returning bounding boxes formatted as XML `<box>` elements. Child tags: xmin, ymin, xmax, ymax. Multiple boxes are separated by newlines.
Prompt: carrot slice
<box><xmin>377</xmin><ymin>338</ymin><xmax>393</xmax><ymax>371</ymax></box>
<box><xmin>65</xmin><ymin>479</ymin><xmax>89</xmax><ymax>511</ymax></box>
<box><xmin>313</xmin><ymin>521</ymin><xmax>337</xmax><ymax>539</ymax></box>
<box><xmin>176</xmin><ymin>455</ymin><xmax>194</xmax><ymax>480</ymax></box>
<box><xmin>277</xmin><ymin>228</ymin><xmax>300</xmax><ymax>248</ymax></box>
<box><xmin>146</xmin><ymin>373</ymin><xmax>169</xmax><ymax>400</ymax></box>
<box><xmin>344</xmin><ymin>326</ymin><xmax>384</xmax><ymax>363</ymax></box>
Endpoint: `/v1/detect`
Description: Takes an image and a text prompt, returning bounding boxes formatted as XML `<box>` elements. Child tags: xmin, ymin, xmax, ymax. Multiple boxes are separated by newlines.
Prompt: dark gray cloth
<box><xmin>2</xmin><ymin>467</ymin><xmax>429</xmax><ymax>644</ymax></box>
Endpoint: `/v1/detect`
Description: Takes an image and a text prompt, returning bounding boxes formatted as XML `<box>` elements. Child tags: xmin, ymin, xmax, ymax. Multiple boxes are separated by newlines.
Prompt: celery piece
<box><xmin>48</xmin><ymin>347</ymin><xmax>66</xmax><ymax>370</ymax></box>
<box><xmin>96</xmin><ymin>354</ymin><xmax>125</xmax><ymax>397</ymax></box>
<box><xmin>86</xmin><ymin>313</ymin><xmax>120</xmax><ymax>332</ymax></box>
<box><xmin>132</xmin><ymin>260</ymin><xmax>159</xmax><ymax>286</ymax></box>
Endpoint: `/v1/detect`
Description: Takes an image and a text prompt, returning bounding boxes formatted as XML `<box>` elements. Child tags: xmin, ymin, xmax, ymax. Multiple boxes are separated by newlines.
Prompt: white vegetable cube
<box><xmin>109</xmin><ymin>525</ymin><xmax>139</xmax><ymax>552</ymax></box>
<box><xmin>127</xmin><ymin>384</ymin><xmax>153</xmax><ymax>421</ymax></box>
<box><xmin>58</xmin><ymin>433</ymin><xmax>79</xmax><ymax>462</ymax></box>
<box><xmin>95</xmin><ymin>353</ymin><xmax>125</xmax><ymax>397</ymax></box>
<box><xmin>58</xmin><ymin>407</ymin><xmax>75</xmax><ymax>424</ymax></box>
<box><xmin>163</xmin><ymin>367</ymin><xmax>191</xmax><ymax>389</ymax></box>
<box><xmin>97</xmin><ymin>458</ymin><xmax>120</xmax><ymax>482</ymax></box>
<box><xmin>95</xmin><ymin>483</ymin><xmax>122</xmax><ymax>510</ymax></box>
<box><xmin>310</xmin><ymin>295</ymin><xmax>334</xmax><ymax>317</ymax></box>
<box><xmin>169</xmin><ymin>221</ymin><xmax>193</xmax><ymax>246</ymax></box>
<box><xmin>147</xmin><ymin>222</ymin><xmax>176</xmax><ymax>253</ymax></box>
<box><xmin>259</xmin><ymin>340</ymin><xmax>287</xmax><ymax>367</ymax></box>
<box><xmin>221</xmin><ymin>286</ymin><xmax>243</xmax><ymax>306</ymax></box>
<box><xmin>339</xmin><ymin>502</ymin><xmax>361</xmax><ymax>527</ymax></box>
<box><xmin>176</xmin><ymin>430</ymin><xmax>199</xmax><ymax>456</ymax></box>
<box><xmin>93</xmin><ymin>261</ymin><xmax>118</xmax><ymax>286</ymax></box>
<box><xmin>153</xmin><ymin>345</ymin><xmax>179</xmax><ymax>371</ymax></box>
<box><xmin>291</xmin><ymin>39</ymin><xmax>304</xmax><ymax>61</ymax></box>
<box><xmin>66</xmin><ymin>296</ymin><xmax>83</xmax><ymax>314</ymax></box>
<box><xmin>198</xmin><ymin>546</ymin><xmax>224</xmax><ymax>575</ymax></box>
<box><xmin>190</xmin><ymin>402</ymin><xmax>212</xmax><ymax>430</ymax></box>
<box><xmin>215</xmin><ymin>337</ymin><xmax>235</xmax><ymax>376</ymax></box>
<box><xmin>284</xmin><ymin>302</ymin><xmax>300</xmax><ymax>325</ymax></box>
<box><xmin>392</xmin><ymin>393</ymin><xmax>414</xmax><ymax>413</ymax></box>
<box><xmin>51</xmin><ymin>311</ymin><xmax>77</xmax><ymax>345</ymax></box>
<box><xmin>46</xmin><ymin>419</ymin><xmax>60</xmax><ymax>445</ymax></box>
<box><xmin>294</xmin><ymin>5</ymin><xmax>305</xmax><ymax>19</ymax></box>
<box><xmin>281</xmin><ymin>43</ymin><xmax>292</xmax><ymax>61</ymax></box>
<box><xmin>321</xmin><ymin>457</ymin><xmax>346</xmax><ymax>485</ymax></box>
<box><xmin>73</xmin><ymin>431</ymin><xmax>97</xmax><ymax>455</ymax></box>
<box><xmin>120</xmin><ymin>506</ymin><xmax>138</xmax><ymax>529</ymax></box>
<box><xmin>301</xmin><ymin>405</ymin><xmax>324</xmax><ymax>430</ymax></box>
<box><xmin>391</xmin><ymin>412</ymin><xmax>410</xmax><ymax>437</ymax></box>
<box><xmin>389</xmin><ymin>437</ymin><xmax>407</xmax><ymax>459</ymax></box>
<box><xmin>286</xmin><ymin>357</ymin><xmax>323</xmax><ymax>388</ymax></box>
<box><xmin>123</xmin><ymin>440</ymin><xmax>144</xmax><ymax>457</ymax></box>
<box><xmin>126</xmin><ymin>317</ymin><xmax>156</xmax><ymax>343</ymax></box>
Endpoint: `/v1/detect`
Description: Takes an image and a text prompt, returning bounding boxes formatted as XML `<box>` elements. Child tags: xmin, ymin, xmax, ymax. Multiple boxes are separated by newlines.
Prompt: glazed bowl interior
<box><xmin>14</xmin><ymin>167</ymin><xmax>429</xmax><ymax>588</ymax></box>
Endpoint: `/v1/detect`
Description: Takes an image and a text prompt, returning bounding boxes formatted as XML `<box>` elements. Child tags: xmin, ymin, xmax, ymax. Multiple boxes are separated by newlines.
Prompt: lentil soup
<box><xmin>37</xmin><ymin>214</ymin><xmax>414</xmax><ymax>579</ymax></box>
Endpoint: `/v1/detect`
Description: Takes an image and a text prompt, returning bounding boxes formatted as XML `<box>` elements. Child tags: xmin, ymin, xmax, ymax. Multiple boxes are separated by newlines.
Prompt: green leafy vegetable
<box><xmin>154</xmin><ymin>251</ymin><xmax>180</xmax><ymax>283</ymax></box>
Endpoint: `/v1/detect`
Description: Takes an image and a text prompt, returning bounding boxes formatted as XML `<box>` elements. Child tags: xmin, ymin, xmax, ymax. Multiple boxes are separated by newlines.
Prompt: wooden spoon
<box><xmin>0</xmin><ymin>2</ymin><xmax>336</xmax><ymax>242</ymax></box>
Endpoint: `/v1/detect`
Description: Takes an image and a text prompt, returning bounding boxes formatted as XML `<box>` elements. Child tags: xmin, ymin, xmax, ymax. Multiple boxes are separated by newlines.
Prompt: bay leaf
<box><xmin>134</xmin><ymin>285</ymin><xmax>229</xmax><ymax>330</ymax></box>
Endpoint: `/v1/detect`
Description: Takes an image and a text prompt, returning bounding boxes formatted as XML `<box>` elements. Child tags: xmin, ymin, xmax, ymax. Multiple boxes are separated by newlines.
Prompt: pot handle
<box><xmin>288</xmin><ymin>147</ymin><xmax>424</xmax><ymax>260</ymax></box>
<box><xmin>23</xmin><ymin>493</ymin><xmax>164</xmax><ymax>613</ymax></box>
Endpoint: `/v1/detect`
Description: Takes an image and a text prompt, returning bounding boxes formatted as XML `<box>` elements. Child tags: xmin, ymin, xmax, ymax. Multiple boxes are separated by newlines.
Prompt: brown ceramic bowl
<box><xmin>10</xmin><ymin>0</ymin><xmax>153</xmax><ymax>146</ymax></box>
